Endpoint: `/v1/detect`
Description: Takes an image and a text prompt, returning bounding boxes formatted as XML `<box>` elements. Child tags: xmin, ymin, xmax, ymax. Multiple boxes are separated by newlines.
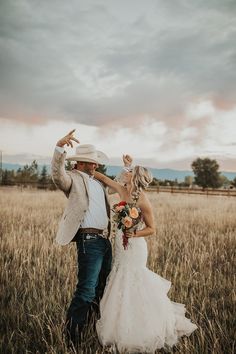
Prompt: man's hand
<box><xmin>123</xmin><ymin>154</ymin><xmax>133</xmax><ymax>167</ymax></box>
<box><xmin>56</xmin><ymin>129</ymin><xmax>80</xmax><ymax>148</ymax></box>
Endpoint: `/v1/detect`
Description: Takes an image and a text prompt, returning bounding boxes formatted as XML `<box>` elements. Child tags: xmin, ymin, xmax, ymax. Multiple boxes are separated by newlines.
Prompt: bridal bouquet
<box><xmin>112</xmin><ymin>201</ymin><xmax>142</xmax><ymax>249</ymax></box>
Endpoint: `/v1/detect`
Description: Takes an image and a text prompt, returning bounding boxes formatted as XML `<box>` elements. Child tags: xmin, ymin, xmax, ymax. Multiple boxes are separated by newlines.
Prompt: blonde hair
<box><xmin>130</xmin><ymin>166</ymin><xmax>153</xmax><ymax>202</ymax></box>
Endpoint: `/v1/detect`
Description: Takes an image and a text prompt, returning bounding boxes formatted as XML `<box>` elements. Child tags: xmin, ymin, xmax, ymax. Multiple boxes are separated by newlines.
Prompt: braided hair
<box><xmin>130</xmin><ymin>166</ymin><xmax>153</xmax><ymax>203</ymax></box>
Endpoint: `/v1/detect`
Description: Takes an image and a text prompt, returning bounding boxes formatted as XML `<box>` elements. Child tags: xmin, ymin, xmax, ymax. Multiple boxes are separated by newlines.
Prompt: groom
<box><xmin>51</xmin><ymin>129</ymin><xmax>113</xmax><ymax>347</ymax></box>
<box><xmin>51</xmin><ymin>130</ymin><xmax>132</xmax><ymax>347</ymax></box>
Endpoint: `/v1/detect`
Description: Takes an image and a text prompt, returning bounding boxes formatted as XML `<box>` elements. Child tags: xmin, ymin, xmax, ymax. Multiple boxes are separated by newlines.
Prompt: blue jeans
<box><xmin>66</xmin><ymin>235</ymin><xmax>112</xmax><ymax>329</ymax></box>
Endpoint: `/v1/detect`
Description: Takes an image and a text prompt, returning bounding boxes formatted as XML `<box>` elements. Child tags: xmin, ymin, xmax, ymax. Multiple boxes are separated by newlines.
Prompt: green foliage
<box><xmin>231</xmin><ymin>177</ymin><xmax>236</xmax><ymax>188</ymax></box>
<box><xmin>16</xmin><ymin>160</ymin><xmax>39</xmax><ymax>184</ymax></box>
<box><xmin>39</xmin><ymin>165</ymin><xmax>48</xmax><ymax>182</ymax></box>
<box><xmin>38</xmin><ymin>165</ymin><xmax>50</xmax><ymax>189</ymax></box>
<box><xmin>1</xmin><ymin>170</ymin><xmax>15</xmax><ymax>185</ymax></box>
<box><xmin>149</xmin><ymin>177</ymin><xmax>159</xmax><ymax>186</ymax></box>
<box><xmin>0</xmin><ymin>161</ymin><xmax>55</xmax><ymax>189</ymax></box>
<box><xmin>191</xmin><ymin>157</ymin><xmax>221</xmax><ymax>188</ymax></box>
<box><xmin>219</xmin><ymin>175</ymin><xmax>230</xmax><ymax>187</ymax></box>
<box><xmin>158</xmin><ymin>179</ymin><xmax>176</xmax><ymax>186</ymax></box>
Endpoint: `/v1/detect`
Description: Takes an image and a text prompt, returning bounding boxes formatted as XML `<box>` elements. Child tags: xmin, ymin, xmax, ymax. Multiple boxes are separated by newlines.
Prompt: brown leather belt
<box><xmin>78</xmin><ymin>228</ymin><xmax>103</xmax><ymax>235</ymax></box>
<box><xmin>71</xmin><ymin>228</ymin><xmax>105</xmax><ymax>242</ymax></box>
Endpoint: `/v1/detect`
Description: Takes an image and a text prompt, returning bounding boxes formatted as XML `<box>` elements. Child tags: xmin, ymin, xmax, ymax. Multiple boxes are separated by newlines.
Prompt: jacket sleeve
<box><xmin>51</xmin><ymin>148</ymin><xmax>72</xmax><ymax>194</ymax></box>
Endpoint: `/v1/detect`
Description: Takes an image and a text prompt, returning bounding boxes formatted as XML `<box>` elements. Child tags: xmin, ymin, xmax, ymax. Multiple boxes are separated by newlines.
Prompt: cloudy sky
<box><xmin>0</xmin><ymin>0</ymin><xmax>236</xmax><ymax>170</ymax></box>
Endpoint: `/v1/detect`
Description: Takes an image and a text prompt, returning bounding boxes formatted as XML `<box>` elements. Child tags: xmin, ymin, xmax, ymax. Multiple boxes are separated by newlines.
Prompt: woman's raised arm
<box><xmin>94</xmin><ymin>171</ymin><xmax>125</xmax><ymax>196</ymax></box>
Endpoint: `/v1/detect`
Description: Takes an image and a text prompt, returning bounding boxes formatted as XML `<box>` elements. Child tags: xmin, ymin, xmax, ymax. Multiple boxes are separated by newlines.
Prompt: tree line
<box><xmin>151</xmin><ymin>158</ymin><xmax>236</xmax><ymax>189</ymax></box>
<box><xmin>0</xmin><ymin>160</ymin><xmax>108</xmax><ymax>189</ymax></box>
<box><xmin>1</xmin><ymin>160</ymin><xmax>55</xmax><ymax>189</ymax></box>
<box><xmin>1</xmin><ymin>157</ymin><xmax>235</xmax><ymax>189</ymax></box>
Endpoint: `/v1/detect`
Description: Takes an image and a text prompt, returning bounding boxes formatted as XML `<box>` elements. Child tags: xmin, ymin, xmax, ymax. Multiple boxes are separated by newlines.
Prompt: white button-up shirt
<box><xmin>79</xmin><ymin>171</ymin><xmax>108</xmax><ymax>229</ymax></box>
<box><xmin>55</xmin><ymin>146</ymin><xmax>108</xmax><ymax>229</ymax></box>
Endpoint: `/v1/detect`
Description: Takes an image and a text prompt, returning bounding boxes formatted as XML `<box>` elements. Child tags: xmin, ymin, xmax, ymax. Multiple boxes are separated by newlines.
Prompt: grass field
<box><xmin>0</xmin><ymin>188</ymin><xmax>235</xmax><ymax>354</ymax></box>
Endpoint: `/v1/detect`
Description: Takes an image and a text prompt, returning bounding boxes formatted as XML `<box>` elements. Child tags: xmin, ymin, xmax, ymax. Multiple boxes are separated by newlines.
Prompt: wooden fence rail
<box><xmin>0</xmin><ymin>183</ymin><xmax>236</xmax><ymax>197</ymax></box>
<box><xmin>147</xmin><ymin>186</ymin><xmax>236</xmax><ymax>197</ymax></box>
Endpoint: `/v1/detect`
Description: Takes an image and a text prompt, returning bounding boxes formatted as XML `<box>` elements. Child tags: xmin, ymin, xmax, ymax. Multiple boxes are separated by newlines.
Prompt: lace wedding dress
<box><xmin>96</xmin><ymin>224</ymin><xmax>197</xmax><ymax>353</ymax></box>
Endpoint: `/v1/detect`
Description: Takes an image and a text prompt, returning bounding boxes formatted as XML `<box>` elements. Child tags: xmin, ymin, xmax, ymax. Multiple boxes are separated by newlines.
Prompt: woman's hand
<box><xmin>123</xmin><ymin>154</ymin><xmax>133</xmax><ymax>167</ymax></box>
<box><xmin>56</xmin><ymin>129</ymin><xmax>80</xmax><ymax>148</ymax></box>
<box><xmin>125</xmin><ymin>229</ymin><xmax>136</xmax><ymax>238</ymax></box>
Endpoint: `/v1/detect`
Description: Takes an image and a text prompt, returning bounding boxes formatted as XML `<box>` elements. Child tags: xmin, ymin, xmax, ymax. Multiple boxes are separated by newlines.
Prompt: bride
<box><xmin>94</xmin><ymin>158</ymin><xmax>197</xmax><ymax>353</ymax></box>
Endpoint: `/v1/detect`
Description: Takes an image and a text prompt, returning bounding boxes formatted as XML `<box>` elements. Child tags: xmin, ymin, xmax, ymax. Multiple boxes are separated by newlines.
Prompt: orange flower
<box><xmin>123</xmin><ymin>216</ymin><xmax>133</xmax><ymax>228</ymax></box>
<box><xmin>129</xmin><ymin>207</ymin><xmax>139</xmax><ymax>219</ymax></box>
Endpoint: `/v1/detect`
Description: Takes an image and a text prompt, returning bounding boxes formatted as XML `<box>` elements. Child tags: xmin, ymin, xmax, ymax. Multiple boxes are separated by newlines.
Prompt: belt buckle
<box><xmin>85</xmin><ymin>234</ymin><xmax>96</xmax><ymax>240</ymax></box>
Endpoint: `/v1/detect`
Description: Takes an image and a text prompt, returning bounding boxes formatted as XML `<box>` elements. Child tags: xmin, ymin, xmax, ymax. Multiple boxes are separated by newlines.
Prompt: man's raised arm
<box><xmin>51</xmin><ymin>129</ymin><xmax>79</xmax><ymax>194</ymax></box>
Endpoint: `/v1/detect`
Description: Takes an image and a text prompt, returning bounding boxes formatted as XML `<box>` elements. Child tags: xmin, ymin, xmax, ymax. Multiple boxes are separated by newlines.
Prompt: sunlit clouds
<box><xmin>0</xmin><ymin>0</ymin><xmax>235</xmax><ymax>170</ymax></box>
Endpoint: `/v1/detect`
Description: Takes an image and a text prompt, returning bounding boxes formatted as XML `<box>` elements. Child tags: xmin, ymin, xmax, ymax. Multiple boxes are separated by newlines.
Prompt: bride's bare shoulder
<box><xmin>137</xmin><ymin>190</ymin><xmax>149</xmax><ymax>205</ymax></box>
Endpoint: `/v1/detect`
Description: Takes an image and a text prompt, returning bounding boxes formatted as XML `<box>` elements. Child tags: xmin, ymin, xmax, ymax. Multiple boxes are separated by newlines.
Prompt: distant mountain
<box><xmin>2</xmin><ymin>163</ymin><xmax>236</xmax><ymax>182</ymax></box>
<box><xmin>106</xmin><ymin>166</ymin><xmax>236</xmax><ymax>182</ymax></box>
<box><xmin>2</xmin><ymin>163</ymin><xmax>46</xmax><ymax>173</ymax></box>
<box><xmin>2</xmin><ymin>163</ymin><xmax>22</xmax><ymax>171</ymax></box>
<box><xmin>106</xmin><ymin>166</ymin><xmax>192</xmax><ymax>180</ymax></box>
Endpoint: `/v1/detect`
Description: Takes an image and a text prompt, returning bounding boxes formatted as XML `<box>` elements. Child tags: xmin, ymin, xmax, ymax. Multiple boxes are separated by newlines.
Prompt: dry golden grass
<box><xmin>0</xmin><ymin>188</ymin><xmax>235</xmax><ymax>354</ymax></box>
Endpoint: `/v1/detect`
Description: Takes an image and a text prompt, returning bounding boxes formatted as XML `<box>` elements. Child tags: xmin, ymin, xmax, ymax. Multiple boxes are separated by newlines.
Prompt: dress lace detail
<box><xmin>96</xmin><ymin>224</ymin><xmax>197</xmax><ymax>353</ymax></box>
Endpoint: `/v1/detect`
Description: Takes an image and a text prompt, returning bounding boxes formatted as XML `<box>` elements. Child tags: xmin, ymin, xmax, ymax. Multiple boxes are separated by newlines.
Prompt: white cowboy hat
<box><xmin>66</xmin><ymin>144</ymin><xmax>109</xmax><ymax>165</ymax></box>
